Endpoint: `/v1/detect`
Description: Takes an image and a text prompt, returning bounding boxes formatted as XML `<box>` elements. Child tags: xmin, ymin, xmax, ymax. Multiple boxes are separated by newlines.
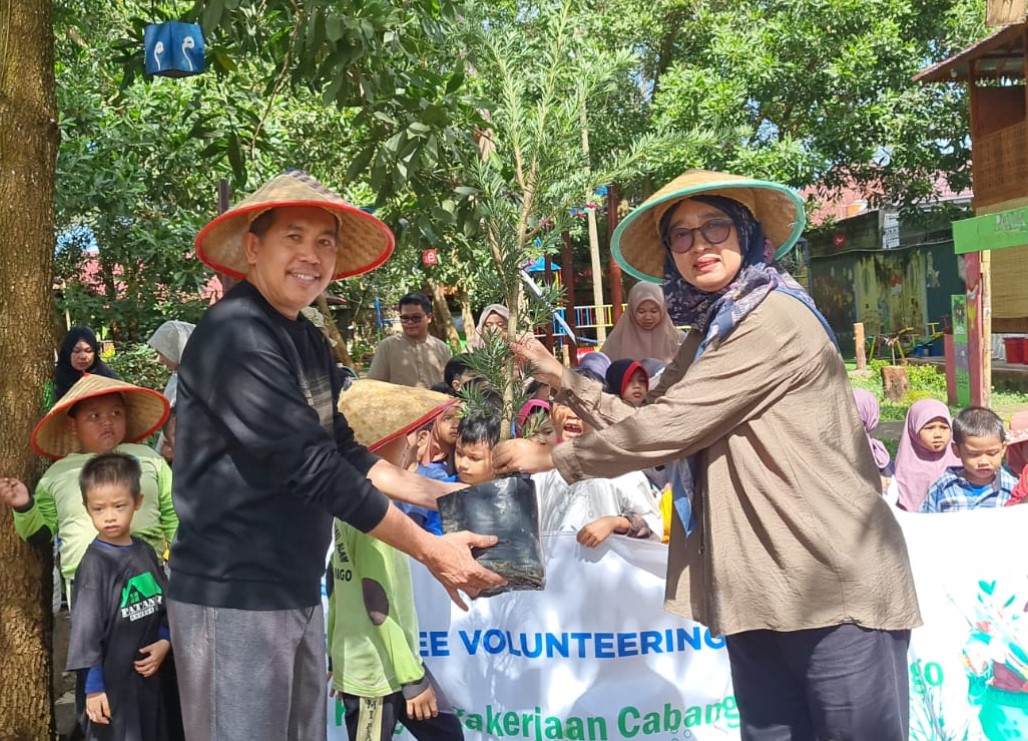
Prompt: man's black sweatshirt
<box><xmin>168</xmin><ymin>281</ymin><xmax>390</xmax><ymax>610</ymax></box>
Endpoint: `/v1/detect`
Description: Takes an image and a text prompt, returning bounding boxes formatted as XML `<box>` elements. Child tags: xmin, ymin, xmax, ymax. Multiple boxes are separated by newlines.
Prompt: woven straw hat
<box><xmin>32</xmin><ymin>374</ymin><xmax>170</xmax><ymax>460</ymax></box>
<box><xmin>611</xmin><ymin>169</ymin><xmax>806</xmax><ymax>282</ymax></box>
<box><xmin>195</xmin><ymin>170</ymin><xmax>395</xmax><ymax>281</ymax></box>
<box><xmin>337</xmin><ymin>379</ymin><xmax>457</xmax><ymax>452</ymax></box>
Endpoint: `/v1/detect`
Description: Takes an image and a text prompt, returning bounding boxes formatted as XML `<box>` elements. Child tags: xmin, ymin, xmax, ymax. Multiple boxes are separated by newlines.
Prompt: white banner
<box><xmin>328</xmin><ymin>507</ymin><xmax>1028</xmax><ymax>741</ymax></box>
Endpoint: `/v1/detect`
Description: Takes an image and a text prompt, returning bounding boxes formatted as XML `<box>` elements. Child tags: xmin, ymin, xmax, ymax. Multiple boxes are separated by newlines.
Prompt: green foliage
<box><xmin>591</xmin><ymin>0</ymin><xmax>988</xmax><ymax>206</ymax></box>
<box><xmin>452</xmin><ymin>0</ymin><xmax>672</xmax><ymax>429</ymax></box>
<box><xmin>851</xmin><ymin>360</ymin><xmax>949</xmax><ymax>420</ymax></box>
<box><xmin>902</xmin><ymin>388</ymin><xmax>941</xmax><ymax>406</ymax></box>
<box><xmin>904</xmin><ymin>364</ymin><xmax>948</xmax><ymax>396</ymax></box>
<box><xmin>107</xmin><ymin>343</ymin><xmax>171</xmax><ymax>393</ymax></box>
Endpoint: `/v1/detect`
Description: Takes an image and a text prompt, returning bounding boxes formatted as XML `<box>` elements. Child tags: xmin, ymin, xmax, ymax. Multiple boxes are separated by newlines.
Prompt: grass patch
<box><xmin>848</xmin><ymin>360</ymin><xmax>1028</xmax><ymax>421</ymax></box>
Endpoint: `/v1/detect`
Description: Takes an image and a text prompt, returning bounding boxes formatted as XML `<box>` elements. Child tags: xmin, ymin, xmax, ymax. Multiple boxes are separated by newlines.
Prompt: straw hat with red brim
<box><xmin>337</xmin><ymin>379</ymin><xmax>458</xmax><ymax>452</ymax></box>
<box><xmin>195</xmin><ymin>169</ymin><xmax>396</xmax><ymax>281</ymax></box>
<box><xmin>32</xmin><ymin>374</ymin><xmax>170</xmax><ymax>460</ymax></box>
<box><xmin>611</xmin><ymin>169</ymin><xmax>806</xmax><ymax>283</ymax></box>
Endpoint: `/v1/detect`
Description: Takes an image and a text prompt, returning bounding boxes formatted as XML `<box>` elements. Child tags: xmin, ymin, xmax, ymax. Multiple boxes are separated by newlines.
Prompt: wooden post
<box><xmin>968</xmin><ymin>55</ymin><xmax>990</xmax><ymax>407</ymax></box>
<box><xmin>607</xmin><ymin>183</ymin><xmax>624</xmax><ymax>324</ymax></box>
<box><xmin>562</xmin><ymin>230</ymin><xmax>579</xmax><ymax>367</ymax></box>
<box><xmin>580</xmin><ymin>103</ymin><xmax>606</xmax><ymax>343</ymax></box>
<box><xmin>854</xmin><ymin>322</ymin><xmax>867</xmax><ymax>370</ymax></box>
<box><xmin>981</xmin><ymin>250</ymin><xmax>992</xmax><ymax>407</ymax></box>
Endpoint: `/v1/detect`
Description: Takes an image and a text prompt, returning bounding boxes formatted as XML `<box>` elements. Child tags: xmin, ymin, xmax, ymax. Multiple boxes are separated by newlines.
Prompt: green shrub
<box><xmin>880</xmin><ymin>403</ymin><xmax>909</xmax><ymax>422</ymax></box>
<box><xmin>904</xmin><ymin>364</ymin><xmax>947</xmax><ymax>395</ymax></box>
<box><xmin>107</xmin><ymin>342</ymin><xmax>170</xmax><ymax>393</ymax></box>
<box><xmin>902</xmin><ymin>389</ymin><xmax>942</xmax><ymax>405</ymax></box>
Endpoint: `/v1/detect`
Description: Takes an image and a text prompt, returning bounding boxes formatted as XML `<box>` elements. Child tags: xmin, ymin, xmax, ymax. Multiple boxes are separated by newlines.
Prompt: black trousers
<box><xmin>343</xmin><ymin>691</ymin><xmax>464</xmax><ymax>741</ymax></box>
<box><xmin>726</xmin><ymin>624</ymin><xmax>910</xmax><ymax>741</ymax></box>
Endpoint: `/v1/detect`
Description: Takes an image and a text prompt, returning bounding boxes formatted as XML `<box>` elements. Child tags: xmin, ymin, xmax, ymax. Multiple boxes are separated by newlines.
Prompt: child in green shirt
<box><xmin>0</xmin><ymin>374</ymin><xmax>175</xmax><ymax>595</ymax></box>
<box><xmin>331</xmin><ymin>380</ymin><xmax>465</xmax><ymax>741</ymax></box>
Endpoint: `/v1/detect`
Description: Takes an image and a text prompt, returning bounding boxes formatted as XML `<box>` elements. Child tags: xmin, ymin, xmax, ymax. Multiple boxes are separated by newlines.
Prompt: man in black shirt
<box><xmin>169</xmin><ymin>171</ymin><xmax>503</xmax><ymax>740</ymax></box>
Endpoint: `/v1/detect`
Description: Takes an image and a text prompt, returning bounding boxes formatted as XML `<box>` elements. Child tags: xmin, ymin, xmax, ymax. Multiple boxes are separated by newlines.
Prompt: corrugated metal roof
<box><xmin>915</xmin><ymin>24</ymin><xmax>1027</xmax><ymax>83</ymax></box>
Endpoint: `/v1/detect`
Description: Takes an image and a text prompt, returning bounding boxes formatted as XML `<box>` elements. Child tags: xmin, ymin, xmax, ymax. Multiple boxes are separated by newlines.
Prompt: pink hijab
<box><xmin>895</xmin><ymin>399</ymin><xmax>960</xmax><ymax>511</ymax></box>
<box><xmin>852</xmin><ymin>389</ymin><xmax>890</xmax><ymax>471</ymax></box>
<box><xmin>601</xmin><ymin>282</ymin><xmax>686</xmax><ymax>363</ymax></box>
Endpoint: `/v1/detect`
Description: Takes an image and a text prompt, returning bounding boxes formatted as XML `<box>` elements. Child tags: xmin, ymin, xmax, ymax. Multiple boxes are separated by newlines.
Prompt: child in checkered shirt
<box><xmin>921</xmin><ymin>407</ymin><xmax>1018</xmax><ymax>513</ymax></box>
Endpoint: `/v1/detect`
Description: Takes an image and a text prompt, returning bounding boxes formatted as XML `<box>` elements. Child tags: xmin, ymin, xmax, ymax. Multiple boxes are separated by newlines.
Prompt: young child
<box><xmin>443</xmin><ymin>354</ymin><xmax>474</xmax><ymax>394</ymax></box>
<box><xmin>515</xmin><ymin>399</ymin><xmax>558</xmax><ymax>445</ymax></box>
<box><xmin>331</xmin><ymin>382</ymin><xmax>464</xmax><ymax>741</ymax></box>
<box><xmin>1</xmin><ymin>374</ymin><xmax>174</xmax><ymax>597</ymax></box>
<box><xmin>894</xmin><ymin>398</ymin><xmax>960</xmax><ymax>511</ymax></box>
<box><xmin>407</xmin><ymin>401</ymin><xmax>461</xmax><ymax>534</ymax></box>
<box><xmin>455</xmin><ymin>414</ymin><xmax>501</xmax><ymax>486</ymax></box>
<box><xmin>604</xmin><ymin>359</ymin><xmax>649</xmax><ymax>407</ymax></box>
<box><xmin>66</xmin><ymin>453</ymin><xmax>173</xmax><ymax>738</ymax></box>
<box><xmin>853</xmin><ymin>389</ymin><xmax>893</xmax><ymax>492</ymax></box>
<box><xmin>533</xmin><ymin>467</ymin><xmax>663</xmax><ymax>547</ymax></box>
<box><xmin>413</xmin><ymin>403</ymin><xmax>460</xmax><ymax>480</ymax></box>
<box><xmin>551</xmin><ymin>402</ymin><xmax>589</xmax><ymax>442</ymax></box>
<box><xmin>920</xmin><ymin>406</ymin><xmax>1017</xmax><ymax>512</ymax></box>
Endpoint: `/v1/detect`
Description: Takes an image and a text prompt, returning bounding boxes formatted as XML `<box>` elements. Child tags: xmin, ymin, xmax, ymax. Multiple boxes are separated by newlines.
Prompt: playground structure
<box><xmin>864</xmin><ymin>323</ymin><xmax>947</xmax><ymax>365</ymax></box>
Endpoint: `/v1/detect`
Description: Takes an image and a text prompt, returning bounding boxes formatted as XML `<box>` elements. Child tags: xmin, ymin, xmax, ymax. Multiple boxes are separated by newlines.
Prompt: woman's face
<box><xmin>667</xmin><ymin>200</ymin><xmax>744</xmax><ymax>293</ymax></box>
<box><xmin>70</xmin><ymin>340</ymin><xmax>96</xmax><ymax>371</ymax></box>
<box><xmin>483</xmin><ymin>311</ymin><xmax>508</xmax><ymax>339</ymax></box>
<box><xmin>918</xmin><ymin>418</ymin><xmax>952</xmax><ymax>453</ymax></box>
<box><xmin>634</xmin><ymin>300</ymin><xmax>662</xmax><ymax>331</ymax></box>
<box><xmin>156</xmin><ymin>351</ymin><xmax>178</xmax><ymax>372</ymax></box>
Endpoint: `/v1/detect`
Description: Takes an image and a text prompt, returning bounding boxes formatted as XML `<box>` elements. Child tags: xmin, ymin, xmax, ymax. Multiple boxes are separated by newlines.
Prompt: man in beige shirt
<box><xmin>367</xmin><ymin>293</ymin><xmax>451</xmax><ymax>388</ymax></box>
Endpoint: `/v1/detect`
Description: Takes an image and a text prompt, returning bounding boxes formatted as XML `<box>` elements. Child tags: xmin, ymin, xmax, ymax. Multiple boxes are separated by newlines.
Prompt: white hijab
<box><xmin>147</xmin><ymin>320</ymin><xmax>195</xmax><ymax>403</ymax></box>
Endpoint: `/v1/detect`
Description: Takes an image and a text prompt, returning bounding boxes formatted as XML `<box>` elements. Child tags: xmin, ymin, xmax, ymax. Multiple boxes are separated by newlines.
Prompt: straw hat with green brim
<box><xmin>337</xmin><ymin>379</ymin><xmax>458</xmax><ymax>452</ymax></box>
<box><xmin>195</xmin><ymin>170</ymin><xmax>395</xmax><ymax>281</ymax></box>
<box><xmin>611</xmin><ymin>170</ymin><xmax>806</xmax><ymax>283</ymax></box>
<box><xmin>32</xmin><ymin>374</ymin><xmax>170</xmax><ymax>460</ymax></box>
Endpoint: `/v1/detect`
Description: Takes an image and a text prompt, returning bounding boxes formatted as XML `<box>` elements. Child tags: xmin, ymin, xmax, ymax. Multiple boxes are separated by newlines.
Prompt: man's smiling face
<box><xmin>242</xmin><ymin>206</ymin><xmax>339</xmax><ymax>319</ymax></box>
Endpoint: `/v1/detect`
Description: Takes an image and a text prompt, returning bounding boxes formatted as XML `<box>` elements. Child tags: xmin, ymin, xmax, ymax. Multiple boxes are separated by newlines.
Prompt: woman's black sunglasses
<box><xmin>665</xmin><ymin>218</ymin><xmax>734</xmax><ymax>254</ymax></box>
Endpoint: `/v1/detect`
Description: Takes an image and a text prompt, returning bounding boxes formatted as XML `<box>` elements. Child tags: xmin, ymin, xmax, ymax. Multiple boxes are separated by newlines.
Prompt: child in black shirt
<box><xmin>67</xmin><ymin>453</ymin><xmax>173</xmax><ymax>740</ymax></box>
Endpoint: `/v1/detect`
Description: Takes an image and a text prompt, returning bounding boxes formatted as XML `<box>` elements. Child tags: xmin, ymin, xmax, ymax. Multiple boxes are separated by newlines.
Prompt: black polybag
<box><xmin>437</xmin><ymin>475</ymin><xmax>545</xmax><ymax>597</ymax></box>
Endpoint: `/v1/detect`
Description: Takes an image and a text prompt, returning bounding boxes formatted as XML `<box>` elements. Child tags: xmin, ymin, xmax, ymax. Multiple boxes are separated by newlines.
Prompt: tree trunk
<box><xmin>425</xmin><ymin>279</ymin><xmax>459</xmax><ymax>349</ymax></box>
<box><xmin>0</xmin><ymin>0</ymin><xmax>59</xmax><ymax>737</ymax></box>
<box><xmin>459</xmin><ymin>287</ymin><xmax>474</xmax><ymax>349</ymax></box>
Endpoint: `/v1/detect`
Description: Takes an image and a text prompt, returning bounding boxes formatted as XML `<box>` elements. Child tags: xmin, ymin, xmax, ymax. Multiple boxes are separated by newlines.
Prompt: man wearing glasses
<box><xmin>367</xmin><ymin>293</ymin><xmax>452</xmax><ymax>388</ymax></box>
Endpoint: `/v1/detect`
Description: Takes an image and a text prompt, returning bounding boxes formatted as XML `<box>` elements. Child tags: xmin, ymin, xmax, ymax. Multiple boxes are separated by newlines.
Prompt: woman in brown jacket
<box><xmin>493</xmin><ymin>170</ymin><xmax>921</xmax><ymax>741</ymax></box>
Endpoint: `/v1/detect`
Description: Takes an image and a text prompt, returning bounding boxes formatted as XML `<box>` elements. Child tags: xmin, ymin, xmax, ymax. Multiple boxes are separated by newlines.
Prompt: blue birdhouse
<box><xmin>144</xmin><ymin>22</ymin><xmax>205</xmax><ymax>78</ymax></box>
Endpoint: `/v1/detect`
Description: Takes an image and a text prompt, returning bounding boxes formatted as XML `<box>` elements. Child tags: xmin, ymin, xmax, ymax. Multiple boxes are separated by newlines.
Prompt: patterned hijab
<box><xmin>661</xmin><ymin>195</ymin><xmax>827</xmax><ymax>352</ymax></box>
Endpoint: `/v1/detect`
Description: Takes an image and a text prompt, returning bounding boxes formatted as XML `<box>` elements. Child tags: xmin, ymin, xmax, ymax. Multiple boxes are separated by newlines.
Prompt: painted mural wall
<box><xmin>810</xmin><ymin>243</ymin><xmax>964</xmax><ymax>358</ymax></box>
